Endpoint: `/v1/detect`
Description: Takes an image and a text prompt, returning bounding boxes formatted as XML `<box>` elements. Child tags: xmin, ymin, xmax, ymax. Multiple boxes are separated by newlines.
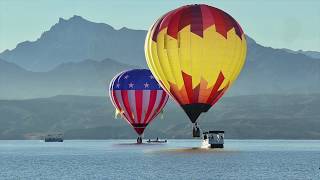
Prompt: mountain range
<box><xmin>1</xmin><ymin>16</ymin><xmax>320</xmax><ymax>99</ymax></box>
<box><xmin>1</xmin><ymin>15</ymin><xmax>320</xmax><ymax>139</ymax></box>
<box><xmin>0</xmin><ymin>16</ymin><xmax>146</xmax><ymax>72</ymax></box>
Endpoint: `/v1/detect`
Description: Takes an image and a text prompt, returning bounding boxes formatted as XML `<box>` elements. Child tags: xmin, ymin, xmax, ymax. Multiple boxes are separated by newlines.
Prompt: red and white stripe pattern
<box><xmin>110</xmin><ymin>89</ymin><xmax>169</xmax><ymax>135</ymax></box>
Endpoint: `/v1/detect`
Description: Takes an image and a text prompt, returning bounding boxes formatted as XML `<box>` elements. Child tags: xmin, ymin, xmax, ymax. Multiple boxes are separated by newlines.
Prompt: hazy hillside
<box><xmin>282</xmin><ymin>48</ymin><xmax>320</xmax><ymax>59</ymax></box>
<box><xmin>231</xmin><ymin>37</ymin><xmax>320</xmax><ymax>95</ymax></box>
<box><xmin>0</xmin><ymin>15</ymin><xmax>146</xmax><ymax>71</ymax></box>
<box><xmin>0</xmin><ymin>94</ymin><xmax>319</xmax><ymax>140</ymax></box>
<box><xmin>1</xmin><ymin>16</ymin><xmax>320</xmax><ymax>99</ymax></box>
<box><xmin>0</xmin><ymin>58</ymin><xmax>137</xmax><ymax>99</ymax></box>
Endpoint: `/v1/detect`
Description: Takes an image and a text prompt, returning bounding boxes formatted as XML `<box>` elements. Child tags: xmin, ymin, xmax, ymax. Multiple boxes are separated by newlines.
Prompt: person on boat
<box><xmin>156</xmin><ymin>137</ymin><xmax>159</xmax><ymax>141</ymax></box>
<box><xmin>204</xmin><ymin>134</ymin><xmax>207</xmax><ymax>140</ymax></box>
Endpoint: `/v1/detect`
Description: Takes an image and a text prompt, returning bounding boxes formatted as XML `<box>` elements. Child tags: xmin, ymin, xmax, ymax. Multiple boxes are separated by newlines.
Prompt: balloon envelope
<box><xmin>145</xmin><ymin>4</ymin><xmax>247</xmax><ymax>123</ymax></box>
<box><xmin>109</xmin><ymin>69</ymin><xmax>169</xmax><ymax>135</ymax></box>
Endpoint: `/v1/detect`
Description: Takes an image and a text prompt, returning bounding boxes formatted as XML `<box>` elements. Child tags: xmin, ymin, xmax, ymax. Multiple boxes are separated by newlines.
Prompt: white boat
<box><xmin>203</xmin><ymin>131</ymin><xmax>224</xmax><ymax>148</ymax></box>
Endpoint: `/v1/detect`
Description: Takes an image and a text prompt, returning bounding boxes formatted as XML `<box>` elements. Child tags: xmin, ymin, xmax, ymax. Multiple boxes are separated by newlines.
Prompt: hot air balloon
<box><xmin>145</xmin><ymin>4</ymin><xmax>247</xmax><ymax>137</ymax></box>
<box><xmin>109</xmin><ymin>69</ymin><xmax>169</xmax><ymax>143</ymax></box>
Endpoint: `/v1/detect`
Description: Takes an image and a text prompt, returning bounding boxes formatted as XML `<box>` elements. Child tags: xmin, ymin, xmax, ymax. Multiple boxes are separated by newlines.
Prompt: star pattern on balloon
<box><xmin>128</xmin><ymin>82</ymin><xmax>134</xmax><ymax>88</ymax></box>
<box><xmin>112</xmin><ymin>70</ymin><xmax>164</xmax><ymax>90</ymax></box>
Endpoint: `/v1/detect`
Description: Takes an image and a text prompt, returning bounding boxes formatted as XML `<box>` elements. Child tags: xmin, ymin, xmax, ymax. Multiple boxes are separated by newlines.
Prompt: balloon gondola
<box><xmin>145</xmin><ymin>4</ymin><xmax>247</xmax><ymax>137</ymax></box>
<box><xmin>192</xmin><ymin>122</ymin><xmax>201</xmax><ymax>137</ymax></box>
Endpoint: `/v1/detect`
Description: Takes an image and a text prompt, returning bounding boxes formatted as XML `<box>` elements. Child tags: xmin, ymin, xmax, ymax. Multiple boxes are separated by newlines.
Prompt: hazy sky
<box><xmin>0</xmin><ymin>0</ymin><xmax>319</xmax><ymax>52</ymax></box>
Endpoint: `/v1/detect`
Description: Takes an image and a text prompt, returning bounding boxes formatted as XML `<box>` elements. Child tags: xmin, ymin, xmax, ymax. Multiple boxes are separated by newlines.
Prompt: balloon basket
<box><xmin>136</xmin><ymin>135</ymin><xmax>143</xmax><ymax>144</ymax></box>
<box><xmin>192</xmin><ymin>123</ymin><xmax>201</xmax><ymax>138</ymax></box>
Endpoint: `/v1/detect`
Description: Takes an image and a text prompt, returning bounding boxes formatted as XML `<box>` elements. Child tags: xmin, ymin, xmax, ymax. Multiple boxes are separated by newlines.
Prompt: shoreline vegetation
<box><xmin>1</xmin><ymin>94</ymin><xmax>319</xmax><ymax>140</ymax></box>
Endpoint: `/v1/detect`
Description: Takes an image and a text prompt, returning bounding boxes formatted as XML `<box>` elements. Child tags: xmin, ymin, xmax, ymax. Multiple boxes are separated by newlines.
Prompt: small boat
<box><xmin>146</xmin><ymin>138</ymin><xmax>167</xmax><ymax>143</ymax></box>
<box><xmin>44</xmin><ymin>133</ymin><xmax>63</xmax><ymax>142</ymax></box>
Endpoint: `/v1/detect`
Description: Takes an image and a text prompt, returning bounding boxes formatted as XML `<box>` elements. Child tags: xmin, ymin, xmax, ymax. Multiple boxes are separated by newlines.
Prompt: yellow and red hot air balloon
<box><xmin>145</xmin><ymin>4</ymin><xmax>247</xmax><ymax>136</ymax></box>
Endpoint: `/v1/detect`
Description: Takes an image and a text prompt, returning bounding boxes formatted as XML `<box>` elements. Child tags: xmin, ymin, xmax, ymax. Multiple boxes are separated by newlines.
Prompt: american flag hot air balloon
<box><xmin>109</xmin><ymin>69</ymin><xmax>169</xmax><ymax>142</ymax></box>
<box><xmin>145</xmin><ymin>4</ymin><xmax>247</xmax><ymax>136</ymax></box>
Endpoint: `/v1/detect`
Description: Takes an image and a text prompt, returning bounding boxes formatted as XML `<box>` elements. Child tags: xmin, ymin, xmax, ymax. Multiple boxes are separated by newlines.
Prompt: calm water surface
<box><xmin>0</xmin><ymin>140</ymin><xmax>319</xmax><ymax>179</ymax></box>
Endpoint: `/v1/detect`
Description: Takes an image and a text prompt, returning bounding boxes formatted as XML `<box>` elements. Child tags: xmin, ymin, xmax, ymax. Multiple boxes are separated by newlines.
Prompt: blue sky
<box><xmin>0</xmin><ymin>0</ymin><xmax>319</xmax><ymax>52</ymax></box>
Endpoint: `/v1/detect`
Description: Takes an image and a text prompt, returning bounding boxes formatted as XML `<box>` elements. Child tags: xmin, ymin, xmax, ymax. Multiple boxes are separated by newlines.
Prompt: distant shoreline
<box><xmin>1</xmin><ymin>139</ymin><xmax>320</xmax><ymax>141</ymax></box>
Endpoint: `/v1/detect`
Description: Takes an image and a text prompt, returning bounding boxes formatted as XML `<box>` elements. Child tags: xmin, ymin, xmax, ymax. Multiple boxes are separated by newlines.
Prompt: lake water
<box><xmin>0</xmin><ymin>140</ymin><xmax>319</xmax><ymax>179</ymax></box>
